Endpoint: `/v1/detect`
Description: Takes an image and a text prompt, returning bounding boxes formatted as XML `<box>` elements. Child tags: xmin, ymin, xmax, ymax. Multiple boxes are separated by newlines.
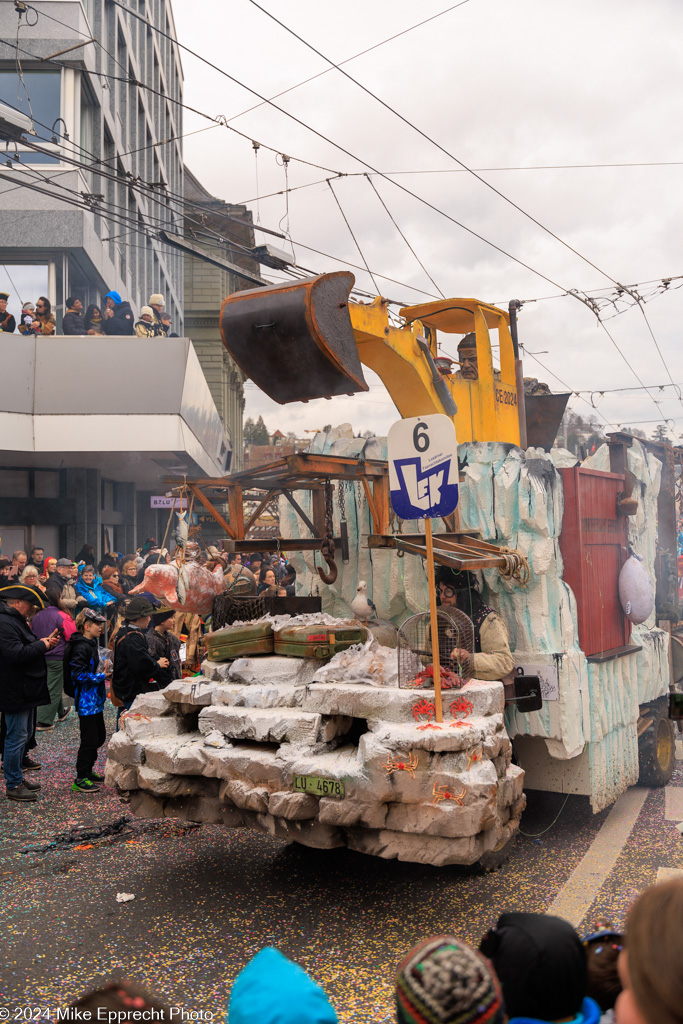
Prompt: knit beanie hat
<box><xmin>396</xmin><ymin>935</ymin><xmax>504</xmax><ymax>1024</ymax></box>
<box><xmin>101</xmin><ymin>566</ymin><xmax>119</xmax><ymax>580</ymax></box>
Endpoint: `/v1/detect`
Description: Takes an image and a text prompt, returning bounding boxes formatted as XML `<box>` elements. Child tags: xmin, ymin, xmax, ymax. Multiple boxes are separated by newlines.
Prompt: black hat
<box><xmin>152</xmin><ymin>605</ymin><xmax>175</xmax><ymax>626</ymax></box>
<box><xmin>480</xmin><ymin>912</ymin><xmax>587</xmax><ymax>1021</ymax></box>
<box><xmin>0</xmin><ymin>292</ymin><xmax>9</xmax><ymax>302</ymax></box>
<box><xmin>124</xmin><ymin>596</ymin><xmax>156</xmax><ymax>619</ymax></box>
<box><xmin>436</xmin><ymin>566</ymin><xmax>477</xmax><ymax>591</ymax></box>
<box><xmin>0</xmin><ymin>583</ymin><xmax>46</xmax><ymax>608</ymax></box>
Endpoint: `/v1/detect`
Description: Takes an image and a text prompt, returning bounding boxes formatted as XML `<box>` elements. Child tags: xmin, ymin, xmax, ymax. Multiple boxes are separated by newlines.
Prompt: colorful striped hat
<box><xmin>396</xmin><ymin>935</ymin><xmax>504</xmax><ymax>1024</ymax></box>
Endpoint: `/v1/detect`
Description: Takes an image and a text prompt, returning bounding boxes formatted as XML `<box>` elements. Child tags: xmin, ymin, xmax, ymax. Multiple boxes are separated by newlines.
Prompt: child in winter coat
<box><xmin>63</xmin><ymin>608</ymin><xmax>109</xmax><ymax>793</ymax></box>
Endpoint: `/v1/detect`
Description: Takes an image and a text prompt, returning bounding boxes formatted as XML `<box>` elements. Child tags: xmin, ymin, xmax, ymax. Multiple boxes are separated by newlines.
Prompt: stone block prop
<box><xmin>111</xmin><ymin>645</ymin><xmax>524</xmax><ymax>867</ymax></box>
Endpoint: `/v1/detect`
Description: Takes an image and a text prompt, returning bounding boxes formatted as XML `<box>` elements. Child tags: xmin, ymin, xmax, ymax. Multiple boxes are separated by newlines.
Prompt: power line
<box><xmin>363</xmin><ymin>173</ymin><xmax>445</xmax><ymax>298</ymax></box>
<box><xmin>326</xmin><ymin>178</ymin><xmax>381</xmax><ymax>294</ymax></box>
<box><xmin>222</xmin><ymin>0</ymin><xmax>475</xmax><ymax>127</ymax></box>
<box><xmin>245</xmin><ymin>0</ymin><xmax>625</xmax><ymax>290</ymax></box>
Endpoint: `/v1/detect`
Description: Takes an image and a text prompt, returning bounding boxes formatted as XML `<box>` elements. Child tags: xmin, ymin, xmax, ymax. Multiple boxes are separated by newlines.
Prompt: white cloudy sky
<box><xmin>179</xmin><ymin>0</ymin><xmax>682</xmax><ymax>439</ymax></box>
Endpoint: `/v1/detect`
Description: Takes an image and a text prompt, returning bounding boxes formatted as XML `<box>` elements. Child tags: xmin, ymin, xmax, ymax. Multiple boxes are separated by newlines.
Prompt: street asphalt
<box><xmin>1</xmin><ymin>706</ymin><xmax>681</xmax><ymax>1022</ymax></box>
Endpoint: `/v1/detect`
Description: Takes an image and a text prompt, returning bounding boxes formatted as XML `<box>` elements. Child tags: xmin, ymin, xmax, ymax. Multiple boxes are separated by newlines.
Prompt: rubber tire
<box><xmin>638</xmin><ymin>696</ymin><xmax>676</xmax><ymax>787</ymax></box>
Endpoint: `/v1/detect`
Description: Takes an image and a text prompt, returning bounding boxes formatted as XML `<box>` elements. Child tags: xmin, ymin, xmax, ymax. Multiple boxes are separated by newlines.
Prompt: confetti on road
<box><xmin>0</xmin><ymin>706</ymin><xmax>680</xmax><ymax>1022</ymax></box>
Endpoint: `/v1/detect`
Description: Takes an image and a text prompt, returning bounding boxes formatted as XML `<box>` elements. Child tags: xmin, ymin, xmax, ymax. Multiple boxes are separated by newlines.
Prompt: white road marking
<box><xmin>664</xmin><ymin>786</ymin><xmax>683</xmax><ymax>821</ymax></box>
<box><xmin>676</xmin><ymin>738</ymin><xmax>683</xmax><ymax>761</ymax></box>
<box><xmin>656</xmin><ymin>867</ymin><xmax>683</xmax><ymax>882</ymax></box>
<box><xmin>547</xmin><ymin>787</ymin><xmax>649</xmax><ymax>927</ymax></box>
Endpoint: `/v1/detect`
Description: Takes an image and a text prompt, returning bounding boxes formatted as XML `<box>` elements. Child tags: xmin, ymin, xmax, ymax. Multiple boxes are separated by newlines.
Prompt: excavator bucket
<box><xmin>219</xmin><ymin>272</ymin><xmax>369</xmax><ymax>404</ymax></box>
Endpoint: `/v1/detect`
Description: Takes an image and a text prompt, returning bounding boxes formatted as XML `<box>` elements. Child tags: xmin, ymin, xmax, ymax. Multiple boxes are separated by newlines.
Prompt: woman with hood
<box><xmin>74</xmin><ymin>565</ymin><xmax>116</xmax><ymax>614</ymax></box>
<box><xmin>83</xmin><ymin>303</ymin><xmax>106</xmax><ymax>335</ymax></box>
<box><xmin>63</xmin><ymin>608</ymin><xmax>109</xmax><ymax>793</ymax></box>
<box><xmin>228</xmin><ymin>947</ymin><xmax>338</xmax><ymax>1024</ymax></box>
<box><xmin>102</xmin><ymin>290</ymin><xmax>135</xmax><ymax>336</ymax></box>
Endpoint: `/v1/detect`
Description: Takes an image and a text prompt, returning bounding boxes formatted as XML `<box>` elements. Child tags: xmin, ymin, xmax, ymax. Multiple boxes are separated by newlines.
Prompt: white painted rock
<box><xmin>619</xmin><ymin>554</ymin><xmax>655</xmax><ymax>624</ymax></box>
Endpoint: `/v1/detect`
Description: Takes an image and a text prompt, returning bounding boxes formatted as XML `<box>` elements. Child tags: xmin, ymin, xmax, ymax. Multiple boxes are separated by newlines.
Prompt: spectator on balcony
<box><xmin>0</xmin><ymin>291</ymin><xmax>16</xmax><ymax>333</ymax></box>
<box><xmin>31</xmin><ymin>297</ymin><xmax>56</xmax><ymax>336</ymax></box>
<box><xmin>160</xmin><ymin>312</ymin><xmax>178</xmax><ymax>337</ymax></box>
<box><xmin>62</xmin><ymin>297</ymin><xmax>85</xmax><ymax>335</ymax></box>
<box><xmin>84</xmin><ymin>304</ymin><xmax>106</xmax><ymax>336</ymax></box>
<box><xmin>149</xmin><ymin>293</ymin><xmax>165</xmax><ymax>334</ymax></box>
<box><xmin>135</xmin><ymin>306</ymin><xmax>156</xmax><ymax>338</ymax></box>
<box><xmin>18</xmin><ymin>302</ymin><xmax>36</xmax><ymax>335</ymax></box>
<box><xmin>102</xmin><ymin>290</ymin><xmax>135</xmax><ymax>336</ymax></box>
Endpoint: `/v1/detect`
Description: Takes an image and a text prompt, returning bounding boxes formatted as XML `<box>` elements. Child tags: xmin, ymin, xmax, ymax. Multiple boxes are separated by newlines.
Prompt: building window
<box><xmin>34</xmin><ymin>471</ymin><xmax>60</xmax><ymax>499</ymax></box>
<box><xmin>0</xmin><ymin>69</ymin><xmax>62</xmax><ymax>163</ymax></box>
<box><xmin>0</xmin><ymin>469</ymin><xmax>30</xmax><ymax>497</ymax></box>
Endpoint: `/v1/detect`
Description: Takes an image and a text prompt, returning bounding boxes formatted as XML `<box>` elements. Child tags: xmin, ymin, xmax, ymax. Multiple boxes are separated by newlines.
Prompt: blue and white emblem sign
<box><xmin>387</xmin><ymin>415</ymin><xmax>458</xmax><ymax>520</ymax></box>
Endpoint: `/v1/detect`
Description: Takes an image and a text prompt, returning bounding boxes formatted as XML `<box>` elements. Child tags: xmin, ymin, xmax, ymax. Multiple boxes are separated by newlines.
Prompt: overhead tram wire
<box><xmin>5</xmin><ymin>17</ymin><xmax>676</xmax><ymax>428</ymax></box>
<box><xmin>326</xmin><ymin>179</ymin><xmax>381</xmax><ymax>294</ymax></box>
<box><xmin>106</xmin><ymin>0</ymin><xmax>581</xmax><ymax>296</ymax></box>
<box><xmin>363</xmin><ymin>173</ymin><xmax>445</xmax><ymax>298</ymax></box>
<box><xmin>220</xmin><ymin>0</ymin><xmax>475</xmax><ymax>126</ymax></box>
<box><xmin>99</xmin><ymin>2</ymin><xmax>674</xmax><ymax>432</ymax></box>
<box><xmin>245</xmin><ymin>0</ymin><xmax>624</xmax><ymax>289</ymax></box>
<box><xmin>243</xmin><ymin>1</ymin><xmax>679</xmax><ymax>425</ymax></box>
<box><xmin>2</xmin><ymin>126</ymin><xmax>442</xmax><ymax>302</ymax></box>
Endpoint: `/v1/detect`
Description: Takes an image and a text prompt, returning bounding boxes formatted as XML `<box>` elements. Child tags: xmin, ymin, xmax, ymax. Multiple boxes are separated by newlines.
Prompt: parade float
<box><xmin>107</xmin><ymin>279</ymin><xmax>677</xmax><ymax>868</ymax></box>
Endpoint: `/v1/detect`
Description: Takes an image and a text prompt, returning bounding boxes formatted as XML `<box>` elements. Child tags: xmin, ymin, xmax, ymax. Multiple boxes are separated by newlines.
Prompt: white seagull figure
<box><xmin>351</xmin><ymin>580</ymin><xmax>376</xmax><ymax>620</ymax></box>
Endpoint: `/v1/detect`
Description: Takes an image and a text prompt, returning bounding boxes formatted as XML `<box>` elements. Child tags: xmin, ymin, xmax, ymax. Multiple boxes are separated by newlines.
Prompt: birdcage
<box><xmin>397</xmin><ymin>608</ymin><xmax>474</xmax><ymax>689</ymax></box>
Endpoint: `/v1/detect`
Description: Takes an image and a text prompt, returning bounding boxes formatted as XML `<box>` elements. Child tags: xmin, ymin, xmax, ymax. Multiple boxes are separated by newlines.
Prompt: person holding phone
<box><xmin>32</xmin><ymin>590</ymin><xmax>72</xmax><ymax>731</ymax></box>
<box><xmin>0</xmin><ymin>583</ymin><xmax>59</xmax><ymax>802</ymax></box>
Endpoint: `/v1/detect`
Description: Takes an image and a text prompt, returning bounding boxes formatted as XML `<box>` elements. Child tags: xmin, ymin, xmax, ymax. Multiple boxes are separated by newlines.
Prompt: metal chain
<box><xmin>338</xmin><ymin>479</ymin><xmax>347</xmax><ymax>523</ymax></box>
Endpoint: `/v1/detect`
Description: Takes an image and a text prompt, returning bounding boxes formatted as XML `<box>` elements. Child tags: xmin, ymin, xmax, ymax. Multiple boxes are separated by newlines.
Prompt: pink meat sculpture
<box><xmin>130</xmin><ymin>562</ymin><xmax>226</xmax><ymax>615</ymax></box>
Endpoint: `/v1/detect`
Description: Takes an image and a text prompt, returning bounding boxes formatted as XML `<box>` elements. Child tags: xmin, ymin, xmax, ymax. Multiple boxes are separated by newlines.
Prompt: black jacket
<box><xmin>112</xmin><ymin>622</ymin><xmax>162</xmax><ymax>705</ymax></box>
<box><xmin>62</xmin><ymin>309</ymin><xmax>84</xmax><ymax>335</ymax></box>
<box><xmin>146</xmin><ymin>629</ymin><xmax>182</xmax><ymax>687</ymax></box>
<box><xmin>0</xmin><ymin>602</ymin><xmax>49</xmax><ymax>712</ymax></box>
<box><xmin>103</xmin><ymin>300</ymin><xmax>135</xmax><ymax>336</ymax></box>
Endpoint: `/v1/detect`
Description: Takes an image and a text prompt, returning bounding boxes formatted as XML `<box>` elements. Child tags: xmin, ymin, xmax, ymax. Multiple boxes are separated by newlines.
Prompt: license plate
<box><xmin>293</xmin><ymin>774</ymin><xmax>345</xmax><ymax>799</ymax></box>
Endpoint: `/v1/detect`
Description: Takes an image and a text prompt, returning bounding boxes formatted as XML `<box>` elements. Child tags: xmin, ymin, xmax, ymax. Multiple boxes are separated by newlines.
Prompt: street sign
<box><xmin>387</xmin><ymin>414</ymin><xmax>458</xmax><ymax>520</ymax></box>
<box><xmin>150</xmin><ymin>496</ymin><xmax>188</xmax><ymax>509</ymax></box>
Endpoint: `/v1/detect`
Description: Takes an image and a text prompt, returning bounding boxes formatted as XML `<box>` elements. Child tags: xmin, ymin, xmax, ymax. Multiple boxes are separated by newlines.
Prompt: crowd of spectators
<box><xmin>61</xmin><ymin>879</ymin><xmax>683</xmax><ymax>1023</ymax></box>
<box><xmin>0</xmin><ymin>540</ymin><xmax>297</xmax><ymax>803</ymax></box>
<box><xmin>0</xmin><ymin>289</ymin><xmax>178</xmax><ymax>337</ymax></box>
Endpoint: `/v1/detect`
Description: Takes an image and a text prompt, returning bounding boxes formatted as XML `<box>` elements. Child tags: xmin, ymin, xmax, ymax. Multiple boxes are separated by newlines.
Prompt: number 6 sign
<box><xmin>387</xmin><ymin>414</ymin><xmax>459</xmax><ymax>520</ymax></box>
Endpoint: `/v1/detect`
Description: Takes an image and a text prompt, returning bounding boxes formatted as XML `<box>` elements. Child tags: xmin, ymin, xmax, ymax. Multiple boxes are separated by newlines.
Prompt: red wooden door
<box><xmin>559</xmin><ymin>467</ymin><xmax>630</xmax><ymax>657</ymax></box>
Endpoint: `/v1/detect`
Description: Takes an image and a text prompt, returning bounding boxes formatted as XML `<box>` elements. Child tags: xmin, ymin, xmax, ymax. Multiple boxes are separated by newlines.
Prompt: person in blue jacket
<box><xmin>63</xmin><ymin>608</ymin><xmax>109</xmax><ymax>793</ymax></box>
<box><xmin>102</xmin><ymin>290</ymin><xmax>135</xmax><ymax>336</ymax></box>
<box><xmin>479</xmin><ymin>912</ymin><xmax>601</xmax><ymax>1024</ymax></box>
<box><xmin>74</xmin><ymin>564</ymin><xmax>116</xmax><ymax>615</ymax></box>
<box><xmin>228</xmin><ymin>947</ymin><xmax>337</xmax><ymax>1024</ymax></box>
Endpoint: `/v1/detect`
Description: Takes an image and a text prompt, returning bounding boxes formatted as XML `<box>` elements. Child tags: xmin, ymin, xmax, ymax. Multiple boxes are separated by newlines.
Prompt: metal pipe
<box><xmin>509</xmin><ymin>300</ymin><xmax>528</xmax><ymax>449</ymax></box>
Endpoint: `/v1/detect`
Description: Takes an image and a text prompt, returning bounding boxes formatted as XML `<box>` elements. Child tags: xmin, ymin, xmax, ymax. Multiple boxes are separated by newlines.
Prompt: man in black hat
<box><xmin>111</xmin><ymin>596</ymin><xmax>169</xmax><ymax>716</ymax></box>
<box><xmin>435</xmin><ymin>566</ymin><xmax>514</xmax><ymax>681</ymax></box>
<box><xmin>0</xmin><ymin>583</ymin><xmax>59</xmax><ymax>802</ymax></box>
<box><xmin>0</xmin><ymin>292</ymin><xmax>16</xmax><ymax>333</ymax></box>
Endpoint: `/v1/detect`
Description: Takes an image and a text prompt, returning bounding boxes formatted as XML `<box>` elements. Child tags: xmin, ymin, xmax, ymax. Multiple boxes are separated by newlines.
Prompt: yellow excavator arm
<box><xmin>219</xmin><ymin>271</ymin><xmax>565</xmax><ymax>447</ymax></box>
